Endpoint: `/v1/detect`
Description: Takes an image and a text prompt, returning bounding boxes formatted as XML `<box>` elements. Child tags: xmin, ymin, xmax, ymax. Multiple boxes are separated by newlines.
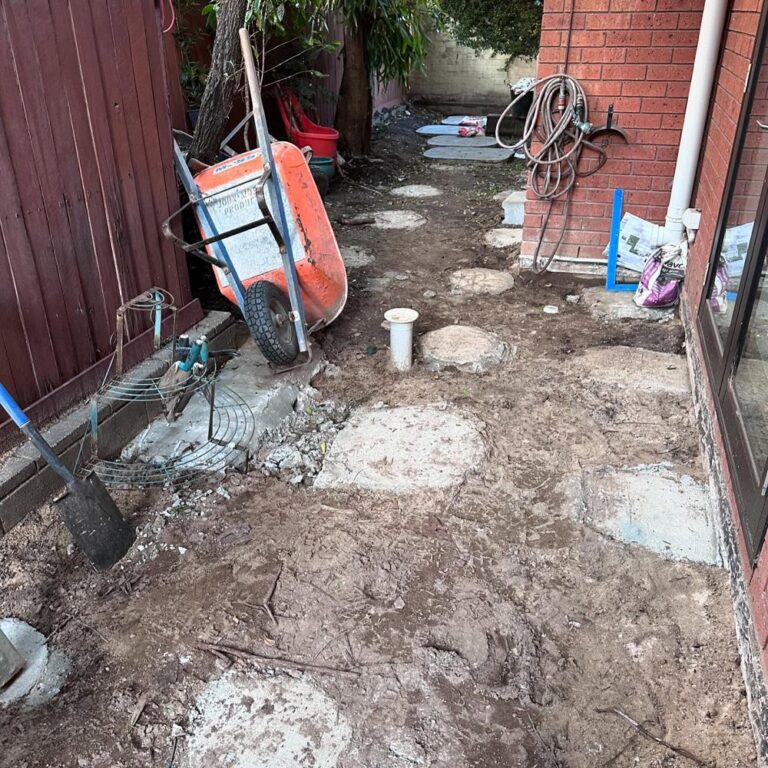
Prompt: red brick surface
<box><xmin>522</xmin><ymin>0</ymin><xmax>704</xmax><ymax>262</ymax></box>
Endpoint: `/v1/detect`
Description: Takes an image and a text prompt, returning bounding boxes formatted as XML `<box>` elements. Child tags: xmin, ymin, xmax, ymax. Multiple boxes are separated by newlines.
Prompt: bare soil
<box><xmin>0</xmin><ymin>110</ymin><xmax>756</xmax><ymax>767</ymax></box>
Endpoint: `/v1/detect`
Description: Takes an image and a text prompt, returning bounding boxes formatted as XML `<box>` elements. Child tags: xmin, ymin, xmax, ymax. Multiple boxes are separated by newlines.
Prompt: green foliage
<box><xmin>334</xmin><ymin>0</ymin><xmax>440</xmax><ymax>87</ymax></box>
<box><xmin>440</xmin><ymin>0</ymin><xmax>542</xmax><ymax>59</ymax></box>
<box><xmin>202</xmin><ymin>0</ymin><xmax>337</xmax><ymax>87</ymax></box>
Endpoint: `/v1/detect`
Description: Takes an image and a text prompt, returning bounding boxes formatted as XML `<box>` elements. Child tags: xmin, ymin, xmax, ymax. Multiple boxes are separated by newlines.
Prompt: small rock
<box><xmin>393</xmin><ymin>597</ymin><xmax>406</xmax><ymax>610</ymax></box>
<box><xmin>423</xmin><ymin>290</ymin><xmax>436</xmax><ymax>298</ymax></box>
<box><xmin>566</xmin><ymin>294</ymin><xmax>580</xmax><ymax>304</ymax></box>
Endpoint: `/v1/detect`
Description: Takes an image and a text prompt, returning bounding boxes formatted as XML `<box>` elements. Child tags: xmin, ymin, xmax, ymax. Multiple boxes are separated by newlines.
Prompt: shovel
<box><xmin>0</xmin><ymin>383</ymin><xmax>135</xmax><ymax>569</ymax></box>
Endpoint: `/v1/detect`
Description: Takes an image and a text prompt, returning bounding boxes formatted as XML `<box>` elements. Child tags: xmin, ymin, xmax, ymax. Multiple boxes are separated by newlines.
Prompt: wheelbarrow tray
<box><xmin>193</xmin><ymin>142</ymin><xmax>347</xmax><ymax>328</ymax></box>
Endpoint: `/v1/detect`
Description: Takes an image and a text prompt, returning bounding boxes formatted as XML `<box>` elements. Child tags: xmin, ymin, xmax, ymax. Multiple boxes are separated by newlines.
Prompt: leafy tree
<box><xmin>189</xmin><ymin>0</ymin><xmax>333</xmax><ymax>163</ymax></box>
<box><xmin>440</xmin><ymin>0</ymin><xmax>542</xmax><ymax>59</ymax></box>
<box><xmin>334</xmin><ymin>0</ymin><xmax>438</xmax><ymax>156</ymax></box>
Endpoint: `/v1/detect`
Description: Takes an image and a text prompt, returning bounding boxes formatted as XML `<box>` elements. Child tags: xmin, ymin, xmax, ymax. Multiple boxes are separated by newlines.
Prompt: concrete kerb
<box><xmin>0</xmin><ymin>311</ymin><xmax>236</xmax><ymax>536</ymax></box>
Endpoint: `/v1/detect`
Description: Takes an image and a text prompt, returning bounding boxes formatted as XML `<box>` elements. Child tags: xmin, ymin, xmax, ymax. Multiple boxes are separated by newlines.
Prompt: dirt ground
<box><xmin>0</xmin><ymin>111</ymin><xmax>758</xmax><ymax>767</ymax></box>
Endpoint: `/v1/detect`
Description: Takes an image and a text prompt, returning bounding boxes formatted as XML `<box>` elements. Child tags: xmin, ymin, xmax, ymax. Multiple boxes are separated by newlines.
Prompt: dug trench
<box><xmin>0</xmin><ymin>111</ymin><xmax>756</xmax><ymax>767</ymax></box>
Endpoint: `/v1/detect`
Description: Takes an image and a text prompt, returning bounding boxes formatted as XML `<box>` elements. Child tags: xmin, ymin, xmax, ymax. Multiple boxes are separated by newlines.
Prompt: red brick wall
<box><xmin>522</xmin><ymin>0</ymin><xmax>704</xmax><ymax>264</ymax></box>
<box><xmin>683</xmin><ymin>1</ymin><xmax>767</xmax><ymax>657</ymax></box>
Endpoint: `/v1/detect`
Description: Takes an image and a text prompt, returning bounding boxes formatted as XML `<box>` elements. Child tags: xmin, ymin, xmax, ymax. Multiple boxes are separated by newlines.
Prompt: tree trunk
<box><xmin>188</xmin><ymin>0</ymin><xmax>248</xmax><ymax>165</ymax></box>
<box><xmin>335</xmin><ymin>22</ymin><xmax>372</xmax><ymax>157</ymax></box>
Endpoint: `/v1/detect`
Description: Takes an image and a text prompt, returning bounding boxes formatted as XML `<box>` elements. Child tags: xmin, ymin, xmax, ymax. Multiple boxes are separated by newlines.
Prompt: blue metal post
<box><xmin>605</xmin><ymin>188</ymin><xmax>638</xmax><ymax>292</ymax></box>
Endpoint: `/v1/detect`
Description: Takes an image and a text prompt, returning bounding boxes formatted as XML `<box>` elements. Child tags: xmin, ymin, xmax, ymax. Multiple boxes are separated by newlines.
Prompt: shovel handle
<box><xmin>0</xmin><ymin>382</ymin><xmax>75</xmax><ymax>487</ymax></box>
<box><xmin>0</xmin><ymin>382</ymin><xmax>30</xmax><ymax>428</ymax></box>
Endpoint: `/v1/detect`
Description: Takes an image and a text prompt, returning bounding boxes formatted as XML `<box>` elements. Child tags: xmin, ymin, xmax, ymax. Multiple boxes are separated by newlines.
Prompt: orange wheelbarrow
<box><xmin>163</xmin><ymin>35</ymin><xmax>346</xmax><ymax>367</ymax></box>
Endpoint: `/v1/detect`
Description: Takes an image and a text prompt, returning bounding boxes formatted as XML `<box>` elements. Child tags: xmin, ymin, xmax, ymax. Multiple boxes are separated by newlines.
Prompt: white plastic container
<box><xmin>384</xmin><ymin>308</ymin><xmax>419</xmax><ymax>371</ymax></box>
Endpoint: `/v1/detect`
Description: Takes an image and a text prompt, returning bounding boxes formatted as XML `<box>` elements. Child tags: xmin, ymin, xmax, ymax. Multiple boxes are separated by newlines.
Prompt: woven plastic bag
<box><xmin>633</xmin><ymin>245</ymin><xmax>686</xmax><ymax>310</ymax></box>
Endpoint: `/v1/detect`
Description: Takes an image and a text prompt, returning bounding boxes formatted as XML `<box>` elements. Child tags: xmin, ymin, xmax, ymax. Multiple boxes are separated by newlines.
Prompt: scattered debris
<box><xmin>258</xmin><ymin>388</ymin><xmax>349</xmax><ymax>486</ymax></box>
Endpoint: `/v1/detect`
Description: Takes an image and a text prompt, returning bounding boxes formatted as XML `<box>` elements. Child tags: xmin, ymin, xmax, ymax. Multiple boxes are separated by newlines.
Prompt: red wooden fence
<box><xmin>0</xmin><ymin>0</ymin><xmax>199</xmax><ymax>439</ymax></box>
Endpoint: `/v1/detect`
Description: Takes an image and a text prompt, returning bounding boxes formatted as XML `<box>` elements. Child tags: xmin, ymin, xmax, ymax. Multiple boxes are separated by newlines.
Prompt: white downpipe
<box><xmin>659</xmin><ymin>0</ymin><xmax>728</xmax><ymax>244</ymax></box>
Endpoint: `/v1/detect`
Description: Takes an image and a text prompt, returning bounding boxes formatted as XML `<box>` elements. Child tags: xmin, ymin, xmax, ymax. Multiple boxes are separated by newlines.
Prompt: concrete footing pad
<box><xmin>315</xmin><ymin>405</ymin><xmax>484</xmax><ymax>493</ymax></box>
<box><xmin>390</xmin><ymin>184</ymin><xmax>442</xmax><ymax>198</ymax></box>
<box><xmin>370</xmin><ymin>210</ymin><xmax>427</xmax><ymax>230</ymax></box>
<box><xmin>564</xmin><ymin>465</ymin><xmax>720</xmax><ymax>566</ymax></box>
<box><xmin>341</xmin><ymin>245</ymin><xmax>375</xmax><ymax>268</ymax></box>
<box><xmin>583</xmin><ymin>286</ymin><xmax>675</xmax><ymax>322</ymax></box>
<box><xmin>186</xmin><ymin>669</ymin><xmax>351</xmax><ymax>768</ymax></box>
<box><xmin>421</xmin><ymin>326</ymin><xmax>512</xmax><ymax>373</ymax></box>
<box><xmin>569</xmin><ymin>346</ymin><xmax>690</xmax><ymax>396</ymax></box>
<box><xmin>0</xmin><ymin>618</ymin><xmax>69</xmax><ymax>709</ymax></box>
<box><xmin>485</xmin><ymin>229</ymin><xmax>522</xmax><ymax>249</ymax></box>
<box><xmin>450</xmin><ymin>268</ymin><xmax>515</xmax><ymax>296</ymax></box>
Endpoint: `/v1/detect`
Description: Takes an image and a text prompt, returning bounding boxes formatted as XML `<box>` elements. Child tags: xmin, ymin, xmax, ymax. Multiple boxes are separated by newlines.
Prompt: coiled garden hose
<box><xmin>496</xmin><ymin>74</ymin><xmax>609</xmax><ymax>272</ymax></box>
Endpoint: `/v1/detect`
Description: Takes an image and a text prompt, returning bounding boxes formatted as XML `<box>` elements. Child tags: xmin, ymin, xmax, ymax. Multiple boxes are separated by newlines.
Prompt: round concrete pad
<box><xmin>341</xmin><ymin>245</ymin><xmax>375</xmax><ymax>268</ymax></box>
<box><xmin>485</xmin><ymin>229</ymin><xmax>522</xmax><ymax>249</ymax></box>
<box><xmin>371</xmin><ymin>210</ymin><xmax>426</xmax><ymax>230</ymax></box>
<box><xmin>187</xmin><ymin>669</ymin><xmax>351</xmax><ymax>768</ymax></box>
<box><xmin>450</xmin><ymin>268</ymin><xmax>515</xmax><ymax>296</ymax></box>
<box><xmin>315</xmin><ymin>406</ymin><xmax>484</xmax><ymax>493</ymax></box>
<box><xmin>421</xmin><ymin>325</ymin><xmax>512</xmax><ymax>373</ymax></box>
<box><xmin>390</xmin><ymin>184</ymin><xmax>442</xmax><ymax>198</ymax></box>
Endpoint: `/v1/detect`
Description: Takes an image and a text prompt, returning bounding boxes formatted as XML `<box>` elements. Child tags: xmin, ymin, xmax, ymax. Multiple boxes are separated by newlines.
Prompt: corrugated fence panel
<box><xmin>0</xmin><ymin>0</ymin><xmax>197</xmax><ymax>435</ymax></box>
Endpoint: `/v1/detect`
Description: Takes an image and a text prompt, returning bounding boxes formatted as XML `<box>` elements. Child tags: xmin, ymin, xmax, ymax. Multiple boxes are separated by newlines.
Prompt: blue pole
<box><xmin>605</xmin><ymin>188</ymin><xmax>637</xmax><ymax>292</ymax></box>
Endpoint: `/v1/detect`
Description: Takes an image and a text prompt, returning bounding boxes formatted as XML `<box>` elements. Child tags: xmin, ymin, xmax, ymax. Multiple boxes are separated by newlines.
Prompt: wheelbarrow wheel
<box><xmin>244</xmin><ymin>280</ymin><xmax>299</xmax><ymax>365</ymax></box>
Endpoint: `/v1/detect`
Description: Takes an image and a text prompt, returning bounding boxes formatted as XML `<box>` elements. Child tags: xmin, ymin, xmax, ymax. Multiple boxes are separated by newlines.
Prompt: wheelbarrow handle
<box><xmin>0</xmin><ymin>382</ymin><xmax>76</xmax><ymax>488</ymax></box>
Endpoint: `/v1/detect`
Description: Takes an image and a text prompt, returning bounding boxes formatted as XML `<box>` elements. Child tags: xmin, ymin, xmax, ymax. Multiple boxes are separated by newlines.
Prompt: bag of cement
<box><xmin>633</xmin><ymin>245</ymin><xmax>685</xmax><ymax>309</ymax></box>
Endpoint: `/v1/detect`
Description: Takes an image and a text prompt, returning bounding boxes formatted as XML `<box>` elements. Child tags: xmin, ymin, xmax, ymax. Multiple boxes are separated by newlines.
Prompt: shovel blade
<box><xmin>54</xmin><ymin>473</ymin><xmax>135</xmax><ymax>570</ymax></box>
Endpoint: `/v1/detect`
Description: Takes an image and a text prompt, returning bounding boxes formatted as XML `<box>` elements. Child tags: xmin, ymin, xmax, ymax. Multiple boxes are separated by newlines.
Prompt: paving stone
<box><xmin>427</xmin><ymin>136</ymin><xmax>499</xmax><ymax>148</ymax></box>
<box><xmin>421</xmin><ymin>325</ymin><xmax>512</xmax><ymax>373</ymax></box>
<box><xmin>315</xmin><ymin>405</ymin><xmax>484</xmax><ymax>493</ymax></box>
<box><xmin>424</xmin><ymin>147</ymin><xmax>515</xmax><ymax>163</ymax></box>
<box><xmin>450</xmin><ymin>268</ymin><xmax>515</xmax><ymax>296</ymax></box>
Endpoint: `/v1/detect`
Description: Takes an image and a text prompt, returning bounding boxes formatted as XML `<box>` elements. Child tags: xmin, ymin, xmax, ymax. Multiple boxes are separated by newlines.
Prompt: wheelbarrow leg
<box><xmin>239</xmin><ymin>28</ymin><xmax>311</xmax><ymax>356</ymax></box>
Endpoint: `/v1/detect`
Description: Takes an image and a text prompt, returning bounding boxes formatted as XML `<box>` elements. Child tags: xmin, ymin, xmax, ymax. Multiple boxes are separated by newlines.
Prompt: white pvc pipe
<box><xmin>661</xmin><ymin>0</ymin><xmax>728</xmax><ymax>244</ymax></box>
<box><xmin>384</xmin><ymin>308</ymin><xmax>419</xmax><ymax>371</ymax></box>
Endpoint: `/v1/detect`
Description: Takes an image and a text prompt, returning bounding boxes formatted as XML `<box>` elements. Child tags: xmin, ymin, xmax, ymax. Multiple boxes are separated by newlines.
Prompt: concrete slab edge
<box><xmin>518</xmin><ymin>254</ymin><xmax>639</xmax><ymax>281</ymax></box>
<box><xmin>0</xmin><ymin>311</ymin><xmax>236</xmax><ymax>536</ymax></box>
<box><xmin>681</xmin><ymin>298</ymin><xmax>768</xmax><ymax>766</ymax></box>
